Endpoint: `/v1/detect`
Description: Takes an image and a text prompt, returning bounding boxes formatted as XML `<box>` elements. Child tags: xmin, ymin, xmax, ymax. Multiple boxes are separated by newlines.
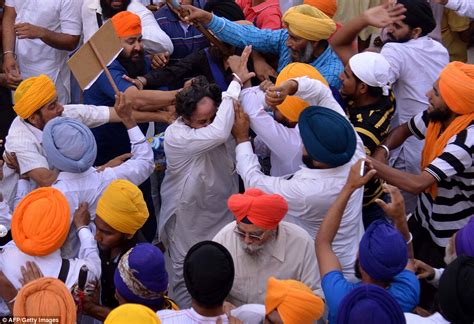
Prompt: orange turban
<box><xmin>303</xmin><ymin>0</ymin><xmax>337</xmax><ymax>18</ymax></box>
<box><xmin>14</xmin><ymin>277</ymin><xmax>76</xmax><ymax>324</ymax></box>
<box><xmin>112</xmin><ymin>11</ymin><xmax>142</xmax><ymax>38</ymax></box>
<box><xmin>12</xmin><ymin>187</ymin><xmax>71</xmax><ymax>256</ymax></box>
<box><xmin>227</xmin><ymin>188</ymin><xmax>288</xmax><ymax>230</ymax></box>
<box><xmin>276</xmin><ymin>63</ymin><xmax>328</xmax><ymax>122</ymax></box>
<box><xmin>265</xmin><ymin>277</ymin><xmax>324</xmax><ymax>324</ymax></box>
<box><xmin>422</xmin><ymin>62</ymin><xmax>474</xmax><ymax>197</ymax></box>
<box><xmin>13</xmin><ymin>74</ymin><xmax>57</xmax><ymax>119</ymax></box>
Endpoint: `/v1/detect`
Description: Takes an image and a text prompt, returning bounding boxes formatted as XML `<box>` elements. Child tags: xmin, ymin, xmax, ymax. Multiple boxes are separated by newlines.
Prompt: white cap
<box><xmin>349</xmin><ymin>52</ymin><xmax>392</xmax><ymax>96</ymax></box>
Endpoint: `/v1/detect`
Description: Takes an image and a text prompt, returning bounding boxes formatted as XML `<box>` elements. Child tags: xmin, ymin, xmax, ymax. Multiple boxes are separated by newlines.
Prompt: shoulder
<box><xmin>280</xmin><ymin>222</ymin><xmax>314</xmax><ymax>245</ymax></box>
<box><xmin>391</xmin><ymin>270</ymin><xmax>420</xmax><ymax>291</ymax></box>
<box><xmin>213</xmin><ymin>221</ymin><xmax>236</xmax><ymax>242</ymax></box>
<box><xmin>156</xmin><ymin>309</ymin><xmax>190</xmax><ymax>320</ymax></box>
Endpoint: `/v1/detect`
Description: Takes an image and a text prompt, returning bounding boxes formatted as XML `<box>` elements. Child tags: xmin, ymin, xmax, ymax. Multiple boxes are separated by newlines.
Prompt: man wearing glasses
<box><xmin>213</xmin><ymin>188</ymin><xmax>319</xmax><ymax>307</ymax></box>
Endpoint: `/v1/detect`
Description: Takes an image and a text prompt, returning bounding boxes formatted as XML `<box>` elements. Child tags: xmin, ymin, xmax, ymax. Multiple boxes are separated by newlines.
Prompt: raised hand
<box><xmin>265</xmin><ymin>79</ymin><xmax>298</xmax><ymax>107</ymax></box>
<box><xmin>363</xmin><ymin>3</ymin><xmax>406</xmax><ymax>28</ymax></box>
<box><xmin>73</xmin><ymin>202</ymin><xmax>91</xmax><ymax>229</ymax></box>
<box><xmin>227</xmin><ymin>45</ymin><xmax>256</xmax><ymax>85</ymax></box>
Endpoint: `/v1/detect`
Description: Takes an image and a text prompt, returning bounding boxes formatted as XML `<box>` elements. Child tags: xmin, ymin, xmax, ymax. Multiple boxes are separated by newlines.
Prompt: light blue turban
<box><xmin>42</xmin><ymin>117</ymin><xmax>97</xmax><ymax>173</ymax></box>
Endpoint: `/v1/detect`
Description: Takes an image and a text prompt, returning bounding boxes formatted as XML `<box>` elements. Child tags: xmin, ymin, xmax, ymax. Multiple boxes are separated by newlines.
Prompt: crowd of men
<box><xmin>1</xmin><ymin>0</ymin><xmax>474</xmax><ymax>323</ymax></box>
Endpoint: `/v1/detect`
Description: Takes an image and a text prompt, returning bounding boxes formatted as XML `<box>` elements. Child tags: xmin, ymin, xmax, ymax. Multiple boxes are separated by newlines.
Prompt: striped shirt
<box><xmin>348</xmin><ymin>92</ymin><xmax>396</xmax><ymax>206</ymax></box>
<box><xmin>206</xmin><ymin>15</ymin><xmax>344</xmax><ymax>89</ymax></box>
<box><xmin>408</xmin><ymin>110</ymin><xmax>474</xmax><ymax>247</ymax></box>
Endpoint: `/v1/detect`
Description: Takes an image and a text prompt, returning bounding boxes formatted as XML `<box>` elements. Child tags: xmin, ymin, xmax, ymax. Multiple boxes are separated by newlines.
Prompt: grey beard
<box><xmin>444</xmin><ymin>239</ymin><xmax>457</xmax><ymax>265</ymax></box>
<box><xmin>239</xmin><ymin>231</ymin><xmax>276</xmax><ymax>257</ymax></box>
<box><xmin>291</xmin><ymin>43</ymin><xmax>314</xmax><ymax>64</ymax></box>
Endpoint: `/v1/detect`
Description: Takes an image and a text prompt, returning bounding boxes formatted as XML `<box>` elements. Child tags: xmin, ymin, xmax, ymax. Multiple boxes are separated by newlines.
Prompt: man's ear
<box><xmin>358</xmin><ymin>82</ymin><xmax>369</xmax><ymax>95</ymax></box>
<box><xmin>411</xmin><ymin>27</ymin><xmax>423</xmax><ymax>40</ymax></box>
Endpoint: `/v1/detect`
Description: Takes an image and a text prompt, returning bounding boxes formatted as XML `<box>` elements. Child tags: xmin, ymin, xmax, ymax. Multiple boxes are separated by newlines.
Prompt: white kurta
<box><xmin>213</xmin><ymin>221</ymin><xmax>320</xmax><ymax>305</ymax></box>
<box><xmin>82</xmin><ymin>0</ymin><xmax>174</xmax><ymax>54</ymax></box>
<box><xmin>5</xmin><ymin>0</ymin><xmax>82</xmax><ymax>104</ymax></box>
<box><xmin>381</xmin><ymin>37</ymin><xmax>449</xmax><ymax>212</ymax></box>
<box><xmin>159</xmin><ymin>81</ymin><xmax>241</xmax><ymax>307</ymax></box>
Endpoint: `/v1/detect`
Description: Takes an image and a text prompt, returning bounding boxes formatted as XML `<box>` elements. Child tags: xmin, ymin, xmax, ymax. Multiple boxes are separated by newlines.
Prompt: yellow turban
<box><xmin>282</xmin><ymin>5</ymin><xmax>336</xmax><ymax>41</ymax></box>
<box><xmin>276</xmin><ymin>63</ymin><xmax>328</xmax><ymax>122</ymax></box>
<box><xmin>12</xmin><ymin>187</ymin><xmax>71</xmax><ymax>256</ymax></box>
<box><xmin>13</xmin><ymin>74</ymin><xmax>57</xmax><ymax>119</ymax></box>
<box><xmin>265</xmin><ymin>277</ymin><xmax>324</xmax><ymax>324</ymax></box>
<box><xmin>422</xmin><ymin>62</ymin><xmax>474</xmax><ymax>198</ymax></box>
<box><xmin>96</xmin><ymin>180</ymin><xmax>149</xmax><ymax>235</ymax></box>
<box><xmin>105</xmin><ymin>304</ymin><xmax>161</xmax><ymax>324</ymax></box>
<box><xmin>14</xmin><ymin>277</ymin><xmax>77</xmax><ymax>324</ymax></box>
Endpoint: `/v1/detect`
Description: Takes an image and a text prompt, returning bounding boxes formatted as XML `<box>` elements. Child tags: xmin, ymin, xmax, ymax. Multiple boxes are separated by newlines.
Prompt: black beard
<box><xmin>100</xmin><ymin>0</ymin><xmax>131</xmax><ymax>19</ymax></box>
<box><xmin>117</xmin><ymin>51</ymin><xmax>146</xmax><ymax>79</ymax></box>
<box><xmin>384</xmin><ymin>33</ymin><xmax>412</xmax><ymax>44</ymax></box>
<box><xmin>354</xmin><ymin>258</ymin><xmax>362</xmax><ymax>279</ymax></box>
<box><xmin>427</xmin><ymin>108</ymin><xmax>451</xmax><ymax>122</ymax></box>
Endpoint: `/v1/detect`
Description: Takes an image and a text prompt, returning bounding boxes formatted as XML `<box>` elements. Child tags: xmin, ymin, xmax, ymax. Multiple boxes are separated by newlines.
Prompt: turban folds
<box><xmin>96</xmin><ymin>179</ymin><xmax>149</xmax><ymax>235</ymax></box>
<box><xmin>455</xmin><ymin>217</ymin><xmax>474</xmax><ymax>257</ymax></box>
<box><xmin>359</xmin><ymin>220</ymin><xmax>407</xmax><ymax>282</ymax></box>
<box><xmin>438</xmin><ymin>256</ymin><xmax>474</xmax><ymax>323</ymax></box>
<box><xmin>282</xmin><ymin>5</ymin><xmax>336</xmax><ymax>41</ymax></box>
<box><xmin>265</xmin><ymin>277</ymin><xmax>324</xmax><ymax>323</ymax></box>
<box><xmin>12</xmin><ymin>188</ymin><xmax>70</xmax><ymax>256</ymax></box>
<box><xmin>303</xmin><ymin>0</ymin><xmax>337</xmax><ymax>18</ymax></box>
<box><xmin>397</xmin><ymin>0</ymin><xmax>436</xmax><ymax>36</ymax></box>
<box><xmin>13</xmin><ymin>277</ymin><xmax>76</xmax><ymax>324</ymax></box>
<box><xmin>349</xmin><ymin>53</ymin><xmax>391</xmax><ymax>96</ymax></box>
<box><xmin>114</xmin><ymin>243</ymin><xmax>169</xmax><ymax>308</ymax></box>
<box><xmin>112</xmin><ymin>11</ymin><xmax>142</xmax><ymax>38</ymax></box>
<box><xmin>13</xmin><ymin>74</ymin><xmax>57</xmax><ymax>119</ymax></box>
<box><xmin>43</xmin><ymin>117</ymin><xmax>97</xmax><ymax>173</ymax></box>
<box><xmin>105</xmin><ymin>304</ymin><xmax>161</xmax><ymax>324</ymax></box>
<box><xmin>336</xmin><ymin>284</ymin><xmax>405</xmax><ymax>324</ymax></box>
<box><xmin>184</xmin><ymin>241</ymin><xmax>234</xmax><ymax>307</ymax></box>
<box><xmin>422</xmin><ymin>62</ymin><xmax>474</xmax><ymax>197</ymax></box>
<box><xmin>298</xmin><ymin>106</ymin><xmax>356</xmax><ymax>167</ymax></box>
<box><xmin>275</xmin><ymin>63</ymin><xmax>328</xmax><ymax>122</ymax></box>
<box><xmin>227</xmin><ymin>188</ymin><xmax>288</xmax><ymax>230</ymax></box>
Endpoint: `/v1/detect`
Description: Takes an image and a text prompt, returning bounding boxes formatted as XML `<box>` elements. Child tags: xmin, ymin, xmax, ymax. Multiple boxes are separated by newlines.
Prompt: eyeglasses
<box><xmin>233</xmin><ymin>227</ymin><xmax>266</xmax><ymax>241</ymax></box>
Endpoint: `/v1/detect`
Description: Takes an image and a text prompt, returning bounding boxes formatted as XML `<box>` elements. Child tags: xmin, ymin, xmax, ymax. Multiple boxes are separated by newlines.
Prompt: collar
<box><xmin>251</xmin><ymin>0</ymin><xmax>280</xmax><ymax>13</ymax></box>
<box><xmin>159</xmin><ymin>6</ymin><xmax>180</xmax><ymax>22</ymax></box>
<box><xmin>347</xmin><ymin>93</ymin><xmax>392</xmax><ymax>116</ymax></box>
<box><xmin>88</xmin><ymin>0</ymin><xmax>103</xmax><ymax>15</ymax></box>
<box><xmin>55</xmin><ymin>167</ymin><xmax>97</xmax><ymax>182</ymax></box>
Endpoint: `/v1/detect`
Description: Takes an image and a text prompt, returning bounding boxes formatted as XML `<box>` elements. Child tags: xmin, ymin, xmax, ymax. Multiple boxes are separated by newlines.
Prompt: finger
<box><xmin>362</xmin><ymin>169</ymin><xmax>377</xmax><ymax>180</ymax></box>
<box><xmin>375</xmin><ymin>198</ymin><xmax>388</xmax><ymax>211</ymax></box>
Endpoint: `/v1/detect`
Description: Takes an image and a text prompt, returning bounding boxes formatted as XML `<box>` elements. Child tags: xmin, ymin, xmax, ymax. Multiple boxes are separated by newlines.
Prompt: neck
<box><xmin>192</xmin><ymin>302</ymin><xmax>224</xmax><ymax>317</ymax></box>
<box><xmin>441</xmin><ymin>113</ymin><xmax>459</xmax><ymax>132</ymax></box>
<box><xmin>351</xmin><ymin>94</ymin><xmax>380</xmax><ymax>109</ymax></box>
<box><xmin>311</xmin><ymin>41</ymin><xmax>328</xmax><ymax>62</ymax></box>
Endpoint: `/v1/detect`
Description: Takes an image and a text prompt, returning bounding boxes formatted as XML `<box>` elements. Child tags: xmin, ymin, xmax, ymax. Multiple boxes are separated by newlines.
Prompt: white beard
<box><xmin>444</xmin><ymin>238</ymin><xmax>457</xmax><ymax>265</ymax></box>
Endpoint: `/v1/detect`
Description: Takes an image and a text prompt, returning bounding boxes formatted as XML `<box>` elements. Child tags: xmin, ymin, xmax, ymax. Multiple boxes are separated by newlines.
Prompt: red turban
<box><xmin>111</xmin><ymin>11</ymin><xmax>142</xmax><ymax>38</ymax></box>
<box><xmin>227</xmin><ymin>188</ymin><xmax>288</xmax><ymax>230</ymax></box>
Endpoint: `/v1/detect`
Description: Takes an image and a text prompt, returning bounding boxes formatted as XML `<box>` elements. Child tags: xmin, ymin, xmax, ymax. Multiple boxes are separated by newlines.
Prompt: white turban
<box><xmin>349</xmin><ymin>52</ymin><xmax>391</xmax><ymax>96</ymax></box>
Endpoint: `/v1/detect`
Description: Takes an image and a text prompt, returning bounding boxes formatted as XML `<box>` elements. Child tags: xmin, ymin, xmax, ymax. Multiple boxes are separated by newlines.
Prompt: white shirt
<box><xmin>157</xmin><ymin>305</ymin><xmax>265</xmax><ymax>324</ymax></box>
<box><xmin>213</xmin><ymin>221</ymin><xmax>321</xmax><ymax>305</ymax></box>
<box><xmin>159</xmin><ymin>81</ymin><xmax>241</xmax><ymax>248</ymax></box>
<box><xmin>446</xmin><ymin>0</ymin><xmax>474</xmax><ymax>18</ymax></box>
<box><xmin>405</xmin><ymin>312</ymin><xmax>449</xmax><ymax>323</ymax></box>
<box><xmin>5</xmin><ymin>0</ymin><xmax>82</xmax><ymax>104</ymax></box>
<box><xmin>239</xmin><ymin>77</ymin><xmax>343</xmax><ymax>176</ymax></box>
<box><xmin>0</xmin><ymin>227</ymin><xmax>101</xmax><ymax>315</ymax></box>
<box><xmin>380</xmin><ymin>37</ymin><xmax>449</xmax><ymax>176</ymax></box>
<box><xmin>1</xmin><ymin>105</ymin><xmax>110</xmax><ymax>211</ymax></box>
<box><xmin>81</xmin><ymin>0</ymin><xmax>174</xmax><ymax>54</ymax></box>
<box><xmin>53</xmin><ymin>126</ymin><xmax>154</xmax><ymax>259</ymax></box>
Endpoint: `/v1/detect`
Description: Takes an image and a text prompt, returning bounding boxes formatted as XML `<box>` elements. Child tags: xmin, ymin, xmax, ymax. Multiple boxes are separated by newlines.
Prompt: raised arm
<box><xmin>316</xmin><ymin>160</ymin><xmax>376</xmax><ymax>278</ymax></box>
<box><xmin>329</xmin><ymin>3</ymin><xmax>406</xmax><ymax>66</ymax></box>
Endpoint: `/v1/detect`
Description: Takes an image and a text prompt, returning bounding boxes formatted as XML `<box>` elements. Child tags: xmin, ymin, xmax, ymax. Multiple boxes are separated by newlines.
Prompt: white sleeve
<box><xmin>165</xmin><ymin>81</ymin><xmax>241</xmax><ymax>157</ymax></box>
<box><xmin>0</xmin><ymin>201</ymin><xmax>11</xmax><ymax>230</ymax></box>
<box><xmin>380</xmin><ymin>45</ymin><xmax>403</xmax><ymax>85</ymax></box>
<box><xmin>239</xmin><ymin>87</ymin><xmax>302</xmax><ymax>167</ymax></box>
<box><xmin>12</xmin><ymin>179</ymin><xmax>33</xmax><ymax>210</ymax></box>
<box><xmin>62</xmin><ymin>105</ymin><xmax>110</xmax><ymax>128</ymax></box>
<box><xmin>81</xmin><ymin>0</ymin><xmax>99</xmax><ymax>42</ymax></box>
<box><xmin>446</xmin><ymin>0</ymin><xmax>474</xmax><ymax>18</ymax></box>
<box><xmin>427</xmin><ymin>267</ymin><xmax>444</xmax><ymax>288</ymax></box>
<box><xmin>105</xmin><ymin>126</ymin><xmax>154</xmax><ymax>185</ymax></box>
<box><xmin>292</xmin><ymin>76</ymin><xmax>346</xmax><ymax>116</ymax></box>
<box><xmin>77</xmin><ymin>227</ymin><xmax>102</xmax><ymax>281</ymax></box>
<box><xmin>128</xmin><ymin>1</ymin><xmax>174</xmax><ymax>54</ymax></box>
<box><xmin>59</xmin><ymin>0</ymin><xmax>82</xmax><ymax>35</ymax></box>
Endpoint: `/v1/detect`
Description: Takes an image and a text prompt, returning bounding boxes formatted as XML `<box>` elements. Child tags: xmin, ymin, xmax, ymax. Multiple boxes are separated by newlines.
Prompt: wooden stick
<box><xmin>89</xmin><ymin>40</ymin><xmax>120</xmax><ymax>95</ymax></box>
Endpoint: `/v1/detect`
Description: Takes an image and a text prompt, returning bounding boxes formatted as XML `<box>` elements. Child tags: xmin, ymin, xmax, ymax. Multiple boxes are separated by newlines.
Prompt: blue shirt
<box><xmin>155</xmin><ymin>6</ymin><xmax>209</xmax><ymax>62</ymax></box>
<box><xmin>322</xmin><ymin>270</ymin><xmax>420</xmax><ymax>323</ymax></box>
<box><xmin>207</xmin><ymin>15</ymin><xmax>343</xmax><ymax>89</ymax></box>
<box><xmin>83</xmin><ymin>59</ymin><xmax>150</xmax><ymax>165</ymax></box>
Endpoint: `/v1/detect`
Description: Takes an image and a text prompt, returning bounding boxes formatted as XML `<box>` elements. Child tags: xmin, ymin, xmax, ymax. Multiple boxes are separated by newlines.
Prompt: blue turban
<box><xmin>359</xmin><ymin>219</ymin><xmax>408</xmax><ymax>282</ymax></box>
<box><xmin>114</xmin><ymin>243</ymin><xmax>169</xmax><ymax>308</ymax></box>
<box><xmin>298</xmin><ymin>107</ymin><xmax>356</xmax><ymax>167</ymax></box>
<box><xmin>336</xmin><ymin>284</ymin><xmax>405</xmax><ymax>324</ymax></box>
<box><xmin>42</xmin><ymin>117</ymin><xmax>97</xmax><ymax>173</ymax></box>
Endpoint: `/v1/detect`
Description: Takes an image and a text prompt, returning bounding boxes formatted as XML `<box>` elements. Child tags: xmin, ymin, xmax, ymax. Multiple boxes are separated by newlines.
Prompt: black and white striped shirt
<box><xmin>408</xmin><ymin>110</ymin><xmax>474</xmax><ymax>247</ymax></box>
